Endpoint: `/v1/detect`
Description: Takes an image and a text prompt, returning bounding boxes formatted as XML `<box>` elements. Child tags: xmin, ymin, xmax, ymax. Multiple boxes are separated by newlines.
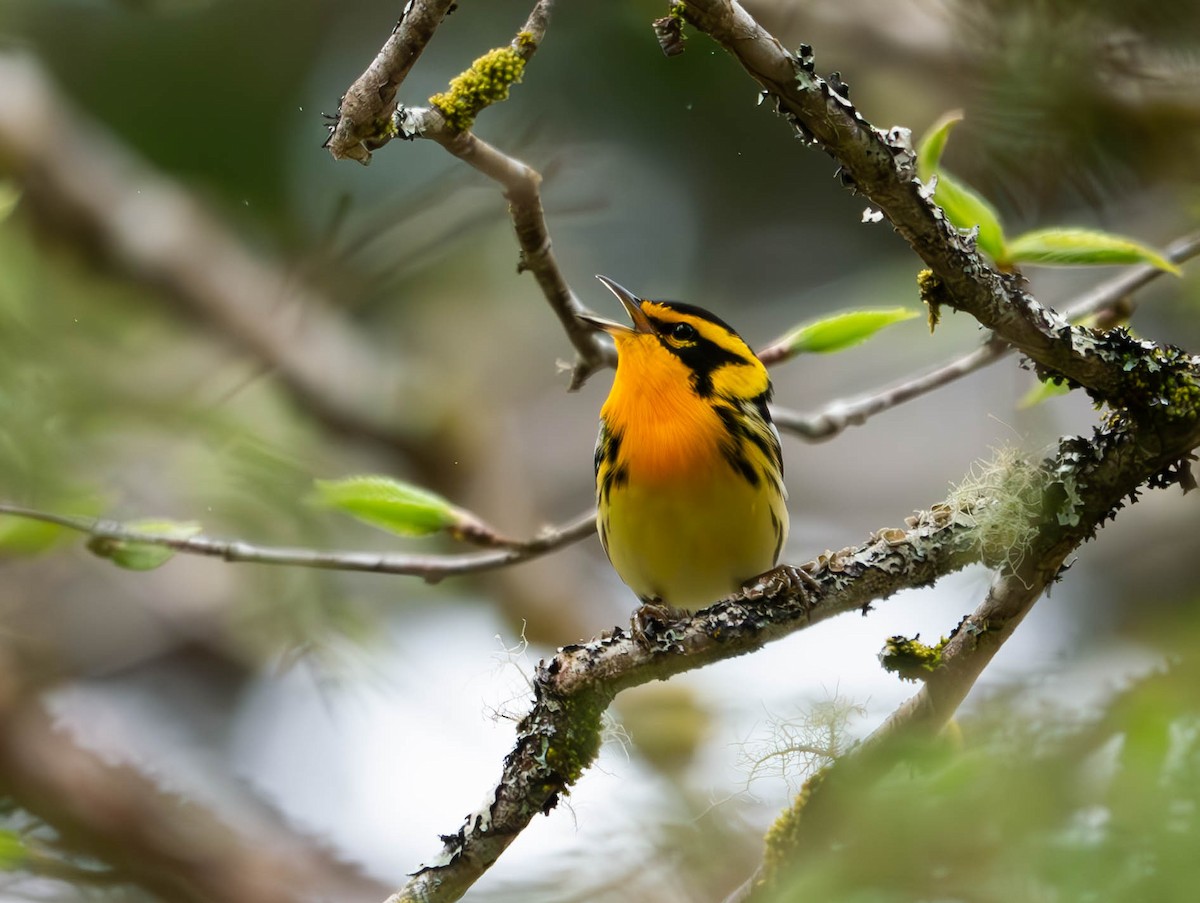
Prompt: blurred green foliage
<box><xmin>951</xmin><ymin>0</ymin><xmax>1200</xmax><ymax>209</ymax></box>
<box><xmin>0</xmin><ymin>206</ymin><xmax>367</xmax><ymax>658</ymax></box>
<box><xmin>4</xmin><ymin>0</ymin><xmax>326</xmax><ymax>220</ymax></box>
<box><xmin>763</xmin><ymin>611</ymin><xmax>1200</xmax><ymax>902</ymax></box>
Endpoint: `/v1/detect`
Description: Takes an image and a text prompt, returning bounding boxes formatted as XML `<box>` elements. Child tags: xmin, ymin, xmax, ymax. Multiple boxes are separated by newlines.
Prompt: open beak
<box><xmin>577</xmin><ymin>275</ymin><xmax>656</xmax><ymax>335</ymax></box>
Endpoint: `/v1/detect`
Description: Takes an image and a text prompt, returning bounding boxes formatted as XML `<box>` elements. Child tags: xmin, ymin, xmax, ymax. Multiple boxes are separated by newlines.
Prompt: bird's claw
<box><xmin>631</xmin><ymin>599</ymin><xmax>685</xmax><ymax>648</ymax></box>
<box><xmin>743</xmin><ymin>563</ymin><xmax>822</xmax><ymax>600</ymax></box>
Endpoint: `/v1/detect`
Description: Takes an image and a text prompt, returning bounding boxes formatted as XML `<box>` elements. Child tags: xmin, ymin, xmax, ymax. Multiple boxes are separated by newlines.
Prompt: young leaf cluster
<box><xmin>916</xmin><ymin>112</ymin><xmax>1179</xmax><ymax>275</ymax></box>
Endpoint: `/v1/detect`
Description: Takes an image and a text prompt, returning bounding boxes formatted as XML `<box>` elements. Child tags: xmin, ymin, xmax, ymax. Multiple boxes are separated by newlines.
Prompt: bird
<box><xmin>580</xmin><ymin>275</ymin><xmax>791</xmax><ymax>616</ymax></box>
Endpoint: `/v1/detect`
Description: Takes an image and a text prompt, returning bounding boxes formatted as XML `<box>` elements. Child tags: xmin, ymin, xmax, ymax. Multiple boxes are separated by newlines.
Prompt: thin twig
<box><xmin>328</xmin><ymin>0</ymin><xmax>612</xmax><ymax>385</ymax></box>
<box><xmin>769</xmin><ymin>229</ymin><xmax>1200</xmax><ymax>440</ymax></box>
<box><xmin>1061</xmin><ymin>230</ymin><xmax>1200</xmax><ymax>322</ymax></box>
<box><xmin>771</xmin><ymin>340</ymin><xmax>1005</xmax><ymax>441</ymax></box>
<box><xmin>325</xmin><ymin>0</ymin><xmax>458</xmax><ymax>163</ymax></box>
<box><xmin>401</xmin><ymin>109</ymin><xmax>615</xmax><ymax>386</ymax></box>
<box><xmin>0</xmin><ymin>504</ymin><xmax>597</xmax><ymax>582</ymax></box>
<box><xmin>390</xmin><ymin>0</ymin><xmax>614</xmax><ymax>387</ymax></box>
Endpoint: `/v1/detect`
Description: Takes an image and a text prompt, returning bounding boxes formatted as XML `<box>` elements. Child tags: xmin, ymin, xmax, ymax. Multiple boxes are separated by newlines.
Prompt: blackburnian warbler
<box><xmin>582</xmin><ymin>276</ymin><xmax>789</xmax><ymax>613</ymax></box>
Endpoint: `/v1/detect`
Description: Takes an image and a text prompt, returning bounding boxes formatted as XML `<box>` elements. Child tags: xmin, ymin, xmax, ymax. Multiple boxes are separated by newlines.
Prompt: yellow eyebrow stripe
<box><xmin>640</xmin><ymin>301</ymin><xmax>757</xmax><ymax>363</ymax></box>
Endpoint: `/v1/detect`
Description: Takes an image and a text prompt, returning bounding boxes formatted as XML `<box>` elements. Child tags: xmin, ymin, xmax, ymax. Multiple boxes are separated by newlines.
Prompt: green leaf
<box><xmin>915</xmin><ymin>110</ymin><xmax>963</xmax><ymax>180</ymax></box>
<box><xmin>312</xmin><ymin>476</ymin><xmax>461</xmax><ymax>537</ymax></box>
<box><xmin>0</xmin><ymin>830</ymin><xmax>26</xmax><ymax>871</ymax></box>
<box><xmin>1018</xmin><ymin>378</ymin><xmax>1073</xmax><ymax>409</ymax></box>
<box><xmin>1</xmin><ymin>494</ymin><xmax>102</xmax><ymax>556</ymax></box>
<box><xmin>87</xmin><ymin>519</ymin><xmax>202</xmax><ymax>571</ymax></box>
<box><xmin>1006</xmin><ymin>228</ymin><xmax>1182</xmax><ymax>274</ymax></box>
<box><xmin>773</xmin><ymin>307</ymin><xmax>919</xmax><ymax>356</ymax></box>
<box><xmin>0</xmin><ymin>515</ymin><xmax>67</xmax><ymax>555</ymax></box>
<box><xmin>931</xmin><ymin>171</ymin><xmax>1008</xmax><ymax>261</ymax></box>
<box><xmin>913</xmin><ymin>113</ymin><xmax>1009</xmax><ymax>260</ymax></box>
<box><xmin>0</xmin><ymin>181</ymin><xmax>19</xmax><ymax>224</ymax></box>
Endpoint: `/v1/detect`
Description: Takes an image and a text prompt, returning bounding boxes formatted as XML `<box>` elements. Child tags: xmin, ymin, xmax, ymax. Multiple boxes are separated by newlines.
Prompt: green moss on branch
<box><xmin>429</xmin><ymin>47</ymin><xmax>527</xmax><ymax>132</ymax></box>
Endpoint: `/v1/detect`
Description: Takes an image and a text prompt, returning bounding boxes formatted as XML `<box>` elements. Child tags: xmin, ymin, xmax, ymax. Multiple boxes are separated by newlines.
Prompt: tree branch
<box><xmin>328</xmin><ymin>0</ymin><xmax>612</xmax><ymax>386</ymax></box>
<box><xmin>388</xmin><ymin>407</ymin><xmax>1198</xmax><ymax>903</ymax></box>
<box><xmin>0</xmin><ymin>504</ymin><xmax>597</xmax><ymax>583</ymax></box>
<box><xmin>678</xmin><ymin>0</ymin><xmax>1188</xmax><ymax>405</ymax></box>
<box><xmin>374</xmin><ymin>7</ymin><xmax>1200</xmax><ymax>899</ymax></box>
<box><xmin>385</xmin><ymin>0</ymin><xmax>614</xmax><ymax>388</ymax></box>
<box><xmin>324</xmin><ymin>0</ymin><xmax>458</xmax><ymax>164</ymax></box>
<box><xmin>400</xmin><ymin>400</ymin><xmax>1200</xmax><ymax>903</ymax></box>
<box><xmin>734</xmin><ymin>420</ymin><xmax>1191</xmax><ymax>900</ymax></box>
<box><xmin>399</xmin><ymin>107</ymin><xmax>615</xmax><ymax>387</ymax></box>
<box><xmin>0</xmin><ymin>658</ymin><xmax>386</xmax><ymax>903</ymax></box>
<box><xmin>769</xmin><ymin>229</ymin><xmax>1200</xmax><ymax>440</ymax></box>
<box><xmin>387</xmin><ymin>502</ymin><xmax>985</xmax><ymax>903</ymax></box>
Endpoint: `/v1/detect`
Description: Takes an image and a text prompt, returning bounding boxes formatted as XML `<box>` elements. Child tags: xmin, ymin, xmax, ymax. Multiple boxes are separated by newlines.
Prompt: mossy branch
<box><xmin>390</xmin><ymin>500</ymin><xmax>985</xmax><ymax>903</ymax></box>
<box><xmin>390</xmin><ymin>410</ymin><xmax>1199</xmax><ymax>902</ymax></box>
<box><xmin>389</xmin><ymin>408</ymin><xmax>1200</xmax><ymax>902</ymax></box>
<box><xmin>330</xmin><ymin>0</ymin><xmax>613</xmax><ymax>387</ymax></box>
<box><xmin>743</xmin><ymin>420</ymin><xmax>1200</xmax><ymax>900</ymax></box>
<box><xmin>428</xmin><ymin>47</ymin><xmax>527</xmax><ymax>133</ymax></box>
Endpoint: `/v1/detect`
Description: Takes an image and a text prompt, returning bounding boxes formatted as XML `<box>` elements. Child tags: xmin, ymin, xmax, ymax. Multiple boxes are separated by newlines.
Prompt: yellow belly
<box><xmin>601</xmin><ymin>469</ymin><xmax>787</xmax><ymax>611</ymax></box>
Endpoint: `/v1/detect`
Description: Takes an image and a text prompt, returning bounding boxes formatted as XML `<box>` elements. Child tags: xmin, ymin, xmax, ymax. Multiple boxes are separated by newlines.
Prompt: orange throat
<box><xmin>601</xmin><ymin>338</ymin><xmax>723</xmax><ymax>483</ymax></box>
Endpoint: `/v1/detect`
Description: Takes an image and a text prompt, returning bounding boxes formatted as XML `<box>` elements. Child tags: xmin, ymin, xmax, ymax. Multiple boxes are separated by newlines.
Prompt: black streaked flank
<box><xmin>595</xmin><ymin>423</ymin><xmax>629</xmax><ymax>505</ymax></box>
<box><xmin>714</xmin><ymin>401</ymin><xmax>784</xmax><ymax>481</ymax></box>
<box><xmin>601</xmin><ymin>463</ymin><xmax>629</xmax><ymax>503</ymax></box>
<box><xmin>750</xmin><ymin>388</ymin><xmax>772</xmax><ymax>424</ymax></box>
<box><xmin>721</xmin><ymin>444</ymin><xmax>760</xmax><ymax>487</ymax></box>
<box><xmin>594</xmin><ymin>423</ymin><xmax>622</xmax><ymax>476</ymax></box>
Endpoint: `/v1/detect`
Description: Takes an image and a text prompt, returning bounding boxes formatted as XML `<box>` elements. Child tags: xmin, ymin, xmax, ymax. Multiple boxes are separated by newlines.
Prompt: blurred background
<box><xmin>1</xmin><ymin>0</ymin><xmax>1199</xmax><ymax>900</ymax></box>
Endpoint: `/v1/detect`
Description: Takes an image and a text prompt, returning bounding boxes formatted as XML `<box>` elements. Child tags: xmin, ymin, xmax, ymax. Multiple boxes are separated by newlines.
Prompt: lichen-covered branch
<box><xmin>325</xmin><ymin>0</ymin><xmax>458</xmax><ymax>163</ymax></box>
<box><xmin>678</xmin><ymin>0</ymin><xmax>1192</xmax><ymax>408</ymax></box>
<box><xmin>318</xmin><ymin>5</ymin><xmax>1200</xmax><ymax>900</ymax></box>
<box><xmin>0</xmin><ymin>503</ymin><xmax>597</xmax><ymax>582</ymax></box>
<box><xmin>400</xmin><ymin>403</ymin><xmax>1200</xmax><ymax>903</ymax></box>
<box><xmin>731</xmin><ymin>419</ymin><xmax>1199</xmax><ymax>899</ymax></box>
<box><xmin>328</xmin><ymin>0</ymin><xmax>610</xmax><ymax>387</ymax></box>
<box><xmin>391</xmin><ymin>406</ymin><xmax>1198</xmax><ymax>903</ymax></box>
<box><xmin>388</xmin><ymin>505</ymin><xmax>989</xmax><ymax>903</ymax></box>
<box><xmin>867</xmin><ymin>425</ymin><xmax>1199</xmax><ymax>749</ymax></box>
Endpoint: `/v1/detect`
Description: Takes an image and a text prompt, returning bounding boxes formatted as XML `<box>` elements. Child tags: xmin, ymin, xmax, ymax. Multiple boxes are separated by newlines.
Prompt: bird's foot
<box><xmin>742</xmin><ymin>563</ymin><xmax>822</xmax><ymax>601</ymax></box>
<box><xmin>631</xmin><ymin>599</ymin><xmax>686</xmax><ymax>648</ymax></box>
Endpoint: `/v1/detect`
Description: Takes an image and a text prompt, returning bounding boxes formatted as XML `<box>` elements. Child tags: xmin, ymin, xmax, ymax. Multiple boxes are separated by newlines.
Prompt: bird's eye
<box><xmin>670</xmin><ymin>322</ymin><xmax>697</xmax><ymax>342</ymax></box>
